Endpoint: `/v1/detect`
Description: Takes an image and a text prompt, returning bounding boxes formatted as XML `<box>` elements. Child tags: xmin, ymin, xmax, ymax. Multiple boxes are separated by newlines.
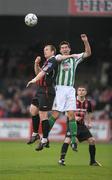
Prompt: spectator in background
<box><xmin>0</xmin><ymin>94</ymin><xmax>6</xmax><ymax>117</ymax></box>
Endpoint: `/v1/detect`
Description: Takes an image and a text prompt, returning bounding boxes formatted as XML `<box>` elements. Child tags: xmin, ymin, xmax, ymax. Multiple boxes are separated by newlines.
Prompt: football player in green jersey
<box><xmin>49</xmin><ymin>34</ymin><xmax>91</xmax><ymax>151</ymax></box>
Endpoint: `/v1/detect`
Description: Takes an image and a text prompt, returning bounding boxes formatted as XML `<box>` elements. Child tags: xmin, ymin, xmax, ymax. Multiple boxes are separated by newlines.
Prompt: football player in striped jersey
<box><xmin>58</xmin><ymin>86</ymin><xmax>102</xmax><ymax>166</ymax></box>
<box><xmin>49</xmin><ymin>34</ymin><xmax>91</xmax><ymax>150</ymax></box>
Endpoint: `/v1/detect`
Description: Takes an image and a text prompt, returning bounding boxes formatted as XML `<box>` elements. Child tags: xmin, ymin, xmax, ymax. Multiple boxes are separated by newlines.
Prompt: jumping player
<box><xmin>48</xmin><ymin>34</ymin><xmax>91</xmax><ymax>150</ymax></box>
<box><xmin>27</xmin><ymin>44</ymin><xmax>58</xmax><ymax>150</ymax></box>
<box><xmin>27</xmin><ymin>45</ymin><xmax>76</xmax><ymax>150</ymax></box>
<box><xmin>27</xmin><ymin>56</ymin><xmax>41</xmax><ymax>144</ymax></box>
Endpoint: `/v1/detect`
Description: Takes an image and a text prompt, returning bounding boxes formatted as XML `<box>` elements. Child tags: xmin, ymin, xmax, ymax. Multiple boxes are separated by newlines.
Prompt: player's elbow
<box><xmin>87</xmin><ymin>49</ymin><xmax>92</xmax><ymax>57</ymax></box>
<box><xmin>89</xmin><ymin>50</ymin><xmax>92</xmax><ymax>57</ymax></box>
<box><xmin>84</xmin><ymin>50</ymin><xmax>91</xmax><ymax>58</ymax></box>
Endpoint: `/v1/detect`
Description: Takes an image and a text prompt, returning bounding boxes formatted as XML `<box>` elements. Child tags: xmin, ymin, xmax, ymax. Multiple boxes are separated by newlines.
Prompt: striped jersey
<box><xmin>56</xmin><ymin>53</ymin><xmax>84</xmax><ymax>86</ymax></box>
<box><xmin>75</xmin><ymin>98</ymin><xmax>93</xmax><ymax>124</ymax></box>
<box><xmin>36</xmin><ymin>56</ymin><xmax>58</xmax><ymax>87</ymax></box>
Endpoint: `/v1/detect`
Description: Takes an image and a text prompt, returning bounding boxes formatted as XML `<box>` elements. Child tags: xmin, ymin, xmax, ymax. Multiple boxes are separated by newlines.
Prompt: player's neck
<box><xmin>77</xmin><ymin>96</ymin><xmax>85</xmax><ymax>102</ymax></box>
<box><xmin>47</xmin><ymin>55</ymin><xmax>55</xmax><ymax>61</ymax></box>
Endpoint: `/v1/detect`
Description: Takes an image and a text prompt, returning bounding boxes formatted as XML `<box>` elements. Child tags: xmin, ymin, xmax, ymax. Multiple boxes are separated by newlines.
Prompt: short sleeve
<box><xmin>55</xmin><ymin>54</ymin><xmax>62</xmax><ymax>61</ymax></box>
<box><xmin>74</xmin><ymin>53</ymin><xmax>84</xmax><ymax>64</ymax></box>
<box><xmin>87</xmin><ymin>101</ymin><xmax>93</xmax><ymax>113</ymax></box>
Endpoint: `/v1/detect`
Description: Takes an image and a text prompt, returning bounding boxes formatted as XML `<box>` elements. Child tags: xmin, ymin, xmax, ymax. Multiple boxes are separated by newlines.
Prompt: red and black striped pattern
<box><xmin>75</xmin><ymin>98</ymin><xmax>92</xmax><ymax>124</ymax></box>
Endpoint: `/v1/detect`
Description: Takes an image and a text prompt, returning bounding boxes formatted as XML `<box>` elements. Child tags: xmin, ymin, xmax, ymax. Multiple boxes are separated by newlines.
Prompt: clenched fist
<box><xmin>81</xmin><ymin>34</ymin><xmax>88</xmax><ymax>42</ymax></box>
<box><xmin>35</xmin><ymin>56</ymin><xmax>41</xmax><ymax>65</ymax></box>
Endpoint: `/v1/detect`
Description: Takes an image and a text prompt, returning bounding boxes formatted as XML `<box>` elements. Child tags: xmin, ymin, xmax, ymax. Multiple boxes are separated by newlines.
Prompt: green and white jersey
<box><xmin>56</xmin><ymin>53</ymin><xmax>84</xmax><ymax>86</ymax></box>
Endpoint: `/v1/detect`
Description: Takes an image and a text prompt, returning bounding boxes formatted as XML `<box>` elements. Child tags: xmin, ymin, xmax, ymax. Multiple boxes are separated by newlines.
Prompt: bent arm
<box><xmin>34</xmin><ymin>56</ymin><xmax>41</xmax><ymax>75</ymax></box>
<box><xmin>34</xmin><ymin>62</ymin><xmax>41</xmax><ymax>75</ymax></box>
<box><xmin>56</xmin><ymin>54</ymin><xmax>75</xmax><ymax>61</ymax></box>
<box><xmin>83</xmin><ymin>40</ymin><xmax>91</xmax><ymax>58</ymax></box>
<box><xmin>81</xmin><ymin>34</ymin><xmax>91</xmax><ymax>58</ymax></box>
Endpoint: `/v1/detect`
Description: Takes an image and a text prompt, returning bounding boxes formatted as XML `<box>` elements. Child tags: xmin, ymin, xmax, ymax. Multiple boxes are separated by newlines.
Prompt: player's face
<box><xmin>60</xmin><ymin>44</ymin><xmax>71</xmax><ymax>55</ymax></box>
<box><xmin>44</xmin><ymin>46</ymin><xmax>54</xmax><ymax>59</ymax></box>
<box><xmin>77</xmin><ymin>88</ymin><xmax>87</xmax><ymax>97</ymax></box>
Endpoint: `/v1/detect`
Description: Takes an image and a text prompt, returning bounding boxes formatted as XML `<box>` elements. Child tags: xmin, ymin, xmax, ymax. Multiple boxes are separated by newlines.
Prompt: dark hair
<box><xmin>45</xmin><ymin>44</ymin><xmax>56</xmax><ymax>55</ymax></box>
<box><xmin>77</xmin><ymin>85</ymin><xmax>87</xmax><ymax>90</ymax></box>
<box><xmin>59</xmin><ymin>41</ymin><xmax>71</xmax><ymax>49</ymax></box>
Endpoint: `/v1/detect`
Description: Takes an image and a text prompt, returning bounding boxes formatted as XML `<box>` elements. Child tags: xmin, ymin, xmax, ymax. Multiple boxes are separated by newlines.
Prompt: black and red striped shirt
<box><xmin>75</xmin><ymin>98</ymin><xmax>93</xmax><ymax>124</ymax></box>
<box><xmin>36</xmin><ymin>56</ymin><xmax>58</xmax><ymax>87</ymax></box>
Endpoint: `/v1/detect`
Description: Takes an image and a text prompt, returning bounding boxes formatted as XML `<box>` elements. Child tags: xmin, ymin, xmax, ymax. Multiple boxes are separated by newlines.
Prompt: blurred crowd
<box><xmin>0</xmin><ymin>39</ymin><xmax>112</xmax><ymax>120</ymax></box>
<box><xmin>0</xmin><ymin>80</ymin><xmax>111</xmax><ymax>120</ymax></box>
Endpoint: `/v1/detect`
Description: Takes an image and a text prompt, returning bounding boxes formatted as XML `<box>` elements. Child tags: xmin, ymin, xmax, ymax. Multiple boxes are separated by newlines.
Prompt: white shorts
<box><xmin>52</xmin><ymin>85</ymin><xmax>76</xmax><ymax>112</ymax></box>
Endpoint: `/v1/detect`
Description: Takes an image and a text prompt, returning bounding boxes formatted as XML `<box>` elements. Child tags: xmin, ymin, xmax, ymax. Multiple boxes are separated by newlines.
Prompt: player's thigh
<box><xmin>47</xmin><ymin>94</ymin><xmax>55</xmax><ymax>111</ymax></box>
<box><xmin>38</xmin><ymin>93</ymin><xmax>55</xmax><ymax>112</ymax></box>
<box><xmin>52</xmin><ymin>86</ymin><xmax>66</xmax><ymax>112</ymax></box>
<box><xmin>31</xmin><ymin>95</ymin><xmax>39</xmax><ymax>107</ymax></box>
<box><xmin>65</xmin><ymin>87</ymin><xmax>76</xmax><ymax>112</ymax></box>
<box><xmin>77</xmin><ymin>124</ymin><xmax>93</xmax><ymax>142</ymax></box>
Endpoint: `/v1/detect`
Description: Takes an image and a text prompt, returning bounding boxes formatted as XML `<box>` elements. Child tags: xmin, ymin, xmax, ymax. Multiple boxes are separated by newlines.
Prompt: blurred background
<box><xmin>0</xmin><ymin>0</ymin><xmax>112</xmax><ymax>142</ymax></box>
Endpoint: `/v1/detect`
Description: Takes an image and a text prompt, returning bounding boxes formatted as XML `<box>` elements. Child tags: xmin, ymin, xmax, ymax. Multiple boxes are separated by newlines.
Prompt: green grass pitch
<box><xmin>0</xmin><ymin>142</ymin><xmax>111</xmax><ymax>180</ymax></box>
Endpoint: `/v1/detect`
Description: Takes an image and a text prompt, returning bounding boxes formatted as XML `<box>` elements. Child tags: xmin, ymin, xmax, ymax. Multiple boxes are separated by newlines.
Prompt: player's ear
<box><xmin>85</xmin><ymin>90</ymin><xmax>87</xmax><ymax>95</ymax></box>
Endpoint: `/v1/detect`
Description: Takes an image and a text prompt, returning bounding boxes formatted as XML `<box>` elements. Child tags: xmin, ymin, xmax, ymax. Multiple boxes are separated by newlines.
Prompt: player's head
<box><xmin>77</xmin><ymin>85</ymin><xmax>87</xmax><ymax>97</ymax></box>
<box><xmin>44</xmin><ymin>45</ymin><xmax>56</xmax><ymax>59</ymax></box>
<box><xmin>59</xmin><ymin>41</ymin><xmax>71</xmax><ymax>55</ymax></box>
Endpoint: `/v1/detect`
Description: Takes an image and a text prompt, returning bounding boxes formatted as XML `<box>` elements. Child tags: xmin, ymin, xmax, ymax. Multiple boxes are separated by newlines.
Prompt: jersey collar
<box><xmin>47</xmin><ymin>56</ymin><xmax>55</xmax><ymax>61</ymax></box>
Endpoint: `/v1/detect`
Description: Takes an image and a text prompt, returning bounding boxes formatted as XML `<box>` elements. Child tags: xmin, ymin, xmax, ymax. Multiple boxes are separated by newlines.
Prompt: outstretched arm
<box><xmin>56</xmin><ymin>54</ymin><xmax>75</xmax><ymax>61</ymax></box>
<box><xmin>26</xmin><ymin>70</ymin><xmax>45</xmax><ymax>87</ymax></box>
<box><xmin>81</xmin><ymin>34</ymin><xmax>91</xmax><ymax>58</ymax></box>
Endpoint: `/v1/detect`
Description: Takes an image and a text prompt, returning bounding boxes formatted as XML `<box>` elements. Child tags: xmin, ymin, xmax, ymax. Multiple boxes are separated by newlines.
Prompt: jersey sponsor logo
<box><xmin>42</xmin><ymin>62</ymin><xmax>53</xmax><ymax>72</ymax></box>
<box><xmin>62</xmin><ymin>62</ymin><xmax>71</xmax><ymax>71</ymax></box>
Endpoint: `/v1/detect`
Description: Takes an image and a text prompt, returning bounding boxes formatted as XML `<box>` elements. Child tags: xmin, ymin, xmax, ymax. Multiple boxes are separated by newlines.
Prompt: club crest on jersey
<box><xmin>42</xmin><ymin>62</ymin><xmax>53</xmax><ymax>72</ymax></box>
<box><xmin>47</xmin><ymin>62</ymin><xmax>53</xmax><ymax>67</ymax></box>
<box><xmin>62</xmin><ymin>62</ymin><xmax>71</xmax><ymax>71</ymax></box>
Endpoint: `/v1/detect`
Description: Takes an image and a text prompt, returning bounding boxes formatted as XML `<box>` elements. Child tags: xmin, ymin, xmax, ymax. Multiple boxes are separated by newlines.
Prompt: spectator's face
<box><xmin>60</xmin><ymin>44</ymin><xmax>71</xmax><ymax>55</ymax></box>
<box><xmin>77</xmin><ymin>87</ymin><xmax>87</xmax><ymax>97</ymax></box>
<box><xmin>0</xmin><ymin>94</ymin><xmax>4</xmax><ymax>100</ymax></box>
<box><xmin>44</xmin><ymin>46</ymin><xmax>54</xmax><ymax>59</ymax></box>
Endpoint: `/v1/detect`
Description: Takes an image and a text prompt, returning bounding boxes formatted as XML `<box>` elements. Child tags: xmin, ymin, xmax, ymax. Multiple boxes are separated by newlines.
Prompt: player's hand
<box><xmin>81</xmin><ymin>34</ymin><xmax>88</xmax><ymax>42</ymax></box>
<box><xmin>26</xmin><ymin>80</ymin><xmax>34</xmax><ymax>87</ymax></box>
<box><xmin>35</xmin><ymin>56</ymin><xmax>41</xmax><ymax>65</ymax></box>
<box><xmin>87</xmin><ymin>123</ymin><xmax>92</xmax><ymax>129</ymax></box>
<box><xmin>75</xmin><ymin>116</ymin><xmax>82</xmax><ymax>121</ymax></box>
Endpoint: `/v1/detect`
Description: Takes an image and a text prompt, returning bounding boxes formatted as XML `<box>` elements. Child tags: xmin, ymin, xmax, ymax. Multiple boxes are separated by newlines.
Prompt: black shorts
<box><xmin>31</xmin><ymin>86</ymin><xmax>55</xmax><ymax>111</ymax></box>
<box><xmin>66</xmin><ymin>122</ymin><xmax>92</xmax><ymax>142</ymax></box>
